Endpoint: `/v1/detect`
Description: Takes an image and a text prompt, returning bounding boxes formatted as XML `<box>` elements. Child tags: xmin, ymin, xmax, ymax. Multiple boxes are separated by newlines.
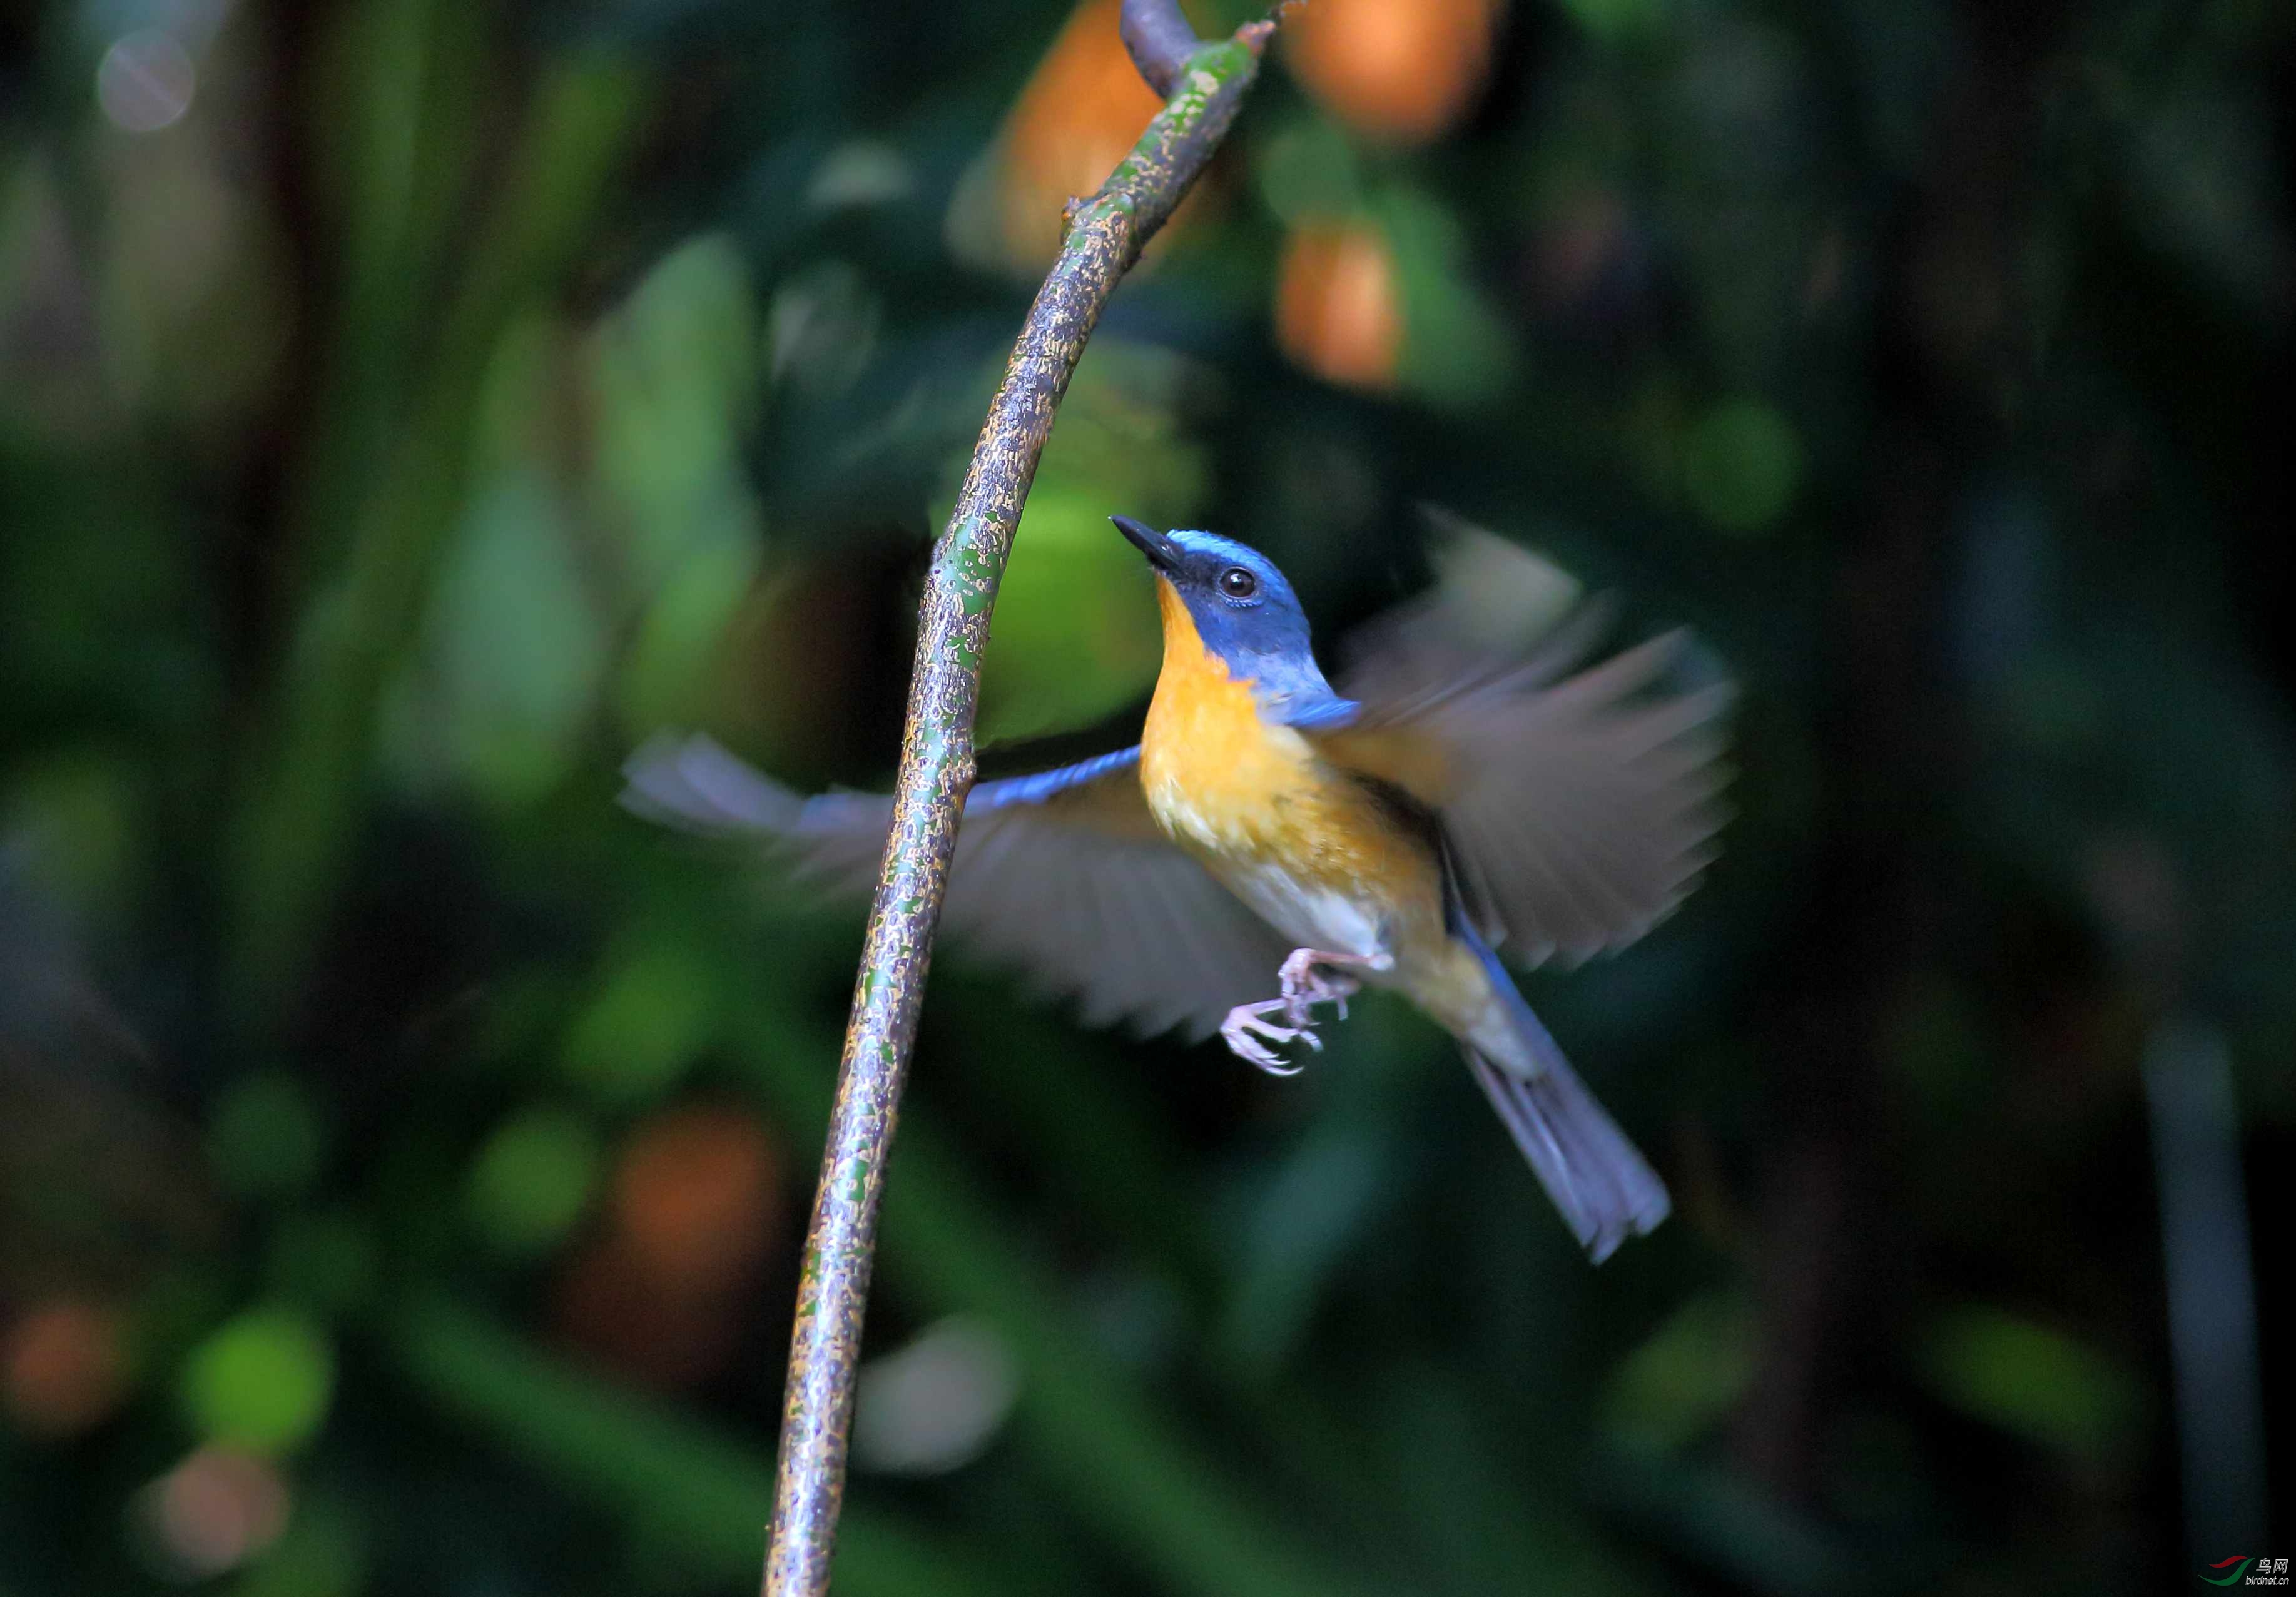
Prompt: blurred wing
<box><xmin>1315</xmin><ymin>616</ymin><xmax>1732</xmax><ymax>967</ymax></box>
<box><xmin>622</xmin><ymin>734</ymin><xmax>1293</xmax><ymax>1040</ymax></box>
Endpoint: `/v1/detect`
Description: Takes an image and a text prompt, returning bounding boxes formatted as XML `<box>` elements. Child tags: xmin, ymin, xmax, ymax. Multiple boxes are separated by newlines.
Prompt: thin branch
<box><xmin>759</xmin><ymin>13</ymin><xmax>1278</xmax><ymax>1597</ymax></box>
<box><xmin>1119</xmin><ymin>0</ymin><xmax>1204</xmax><ymax>97</ymax></box>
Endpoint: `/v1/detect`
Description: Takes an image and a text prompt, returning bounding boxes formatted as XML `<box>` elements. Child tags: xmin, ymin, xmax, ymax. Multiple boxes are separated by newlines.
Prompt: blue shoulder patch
<box><xmin>1279</xmin><ymin>694</ymin><xmax>1361</xmax><ymax>730</ymax></box>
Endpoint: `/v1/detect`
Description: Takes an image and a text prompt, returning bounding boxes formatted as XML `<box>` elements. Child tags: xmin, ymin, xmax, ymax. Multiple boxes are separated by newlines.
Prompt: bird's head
<box><xmin>1110</xmin><ymin>515</ymin><xmax>1338</xmax><ymax>722</ymax></box>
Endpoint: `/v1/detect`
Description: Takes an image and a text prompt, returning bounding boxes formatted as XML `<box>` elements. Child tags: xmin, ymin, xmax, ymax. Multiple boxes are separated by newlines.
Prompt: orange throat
<box><xmin>1139</xmin><ymin>578</ymin><xmax>1315</xmax><ymax>854</ymax></box>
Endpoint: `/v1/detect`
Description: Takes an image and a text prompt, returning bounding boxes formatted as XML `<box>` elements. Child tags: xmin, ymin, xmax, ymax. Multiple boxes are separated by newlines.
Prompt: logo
<box><xmin>2207</xmin><ymin>1557</ymin><xmax>2292</xmax><ymax>1588</ymax></box>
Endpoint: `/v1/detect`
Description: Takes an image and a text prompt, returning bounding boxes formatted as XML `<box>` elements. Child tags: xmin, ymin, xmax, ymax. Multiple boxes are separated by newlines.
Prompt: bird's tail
<box><xmin>1456</xmin><ymin>929</ymin><xmax>1670</xmax><ymax>1262</ymax></box>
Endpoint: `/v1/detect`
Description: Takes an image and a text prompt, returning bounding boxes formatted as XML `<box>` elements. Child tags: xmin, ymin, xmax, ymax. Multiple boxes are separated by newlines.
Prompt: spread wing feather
<box><xmin>622</xmin><ymin>734</ymin><xmax>1291</xmax><ymax>1040</ymax></box>
<box><xmin>1316</xmin><ymin>611</ymin><xmax>1732</xmax><ymax>968</ymax></box>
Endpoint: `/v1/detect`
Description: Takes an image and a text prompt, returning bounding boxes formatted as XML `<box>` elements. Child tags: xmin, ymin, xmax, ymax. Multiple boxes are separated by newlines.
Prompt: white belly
<box><xmin>1215</xmin><ymin>859</ymin><xmax>1391</xmax><ymax>964</ymax></box>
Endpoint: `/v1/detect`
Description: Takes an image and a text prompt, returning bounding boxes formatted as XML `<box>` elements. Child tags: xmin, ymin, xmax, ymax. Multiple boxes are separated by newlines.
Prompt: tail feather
<box><xmin>1462</xmin><ymin>1047</ymin><xmax>1670</xmax><ymax>1262</ymax></box>
<box><xmin>1456</xmin><ymin>928</ymin><xmax>1670</xmax><ymax>1262</ymax></box>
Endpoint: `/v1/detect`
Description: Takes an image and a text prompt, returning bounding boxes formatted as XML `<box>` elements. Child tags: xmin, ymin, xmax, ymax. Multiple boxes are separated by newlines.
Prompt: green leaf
<box><xmin>592</xmin><ymin>232</ymin><xmax>763</xmax><ymax>590</ymax></box>
<box><xmin>1603</xmin><ymin>1290</ymin><xmax>1758</xmax><ymax>1454</ymax></box>
<box><xmin>1915</xmin><ymin>1305</ymin><xmax>2148</xmax><ymax>1470</ymax></box>
<box><xmin>958</xmin><ymin>342</ymin><xmax>1209</xmax><ymax>744</ymax></box>
<box><xmin>423</xmin><ymin>470</ymin><xmax>610</xmax><ymax>808</ymax></box>
<box><xmin>615</xmin><ymin>526</ymin><xmax>763</xmax><ymax>736</ymax></box>
<box><xmin>1376</xmin><ymin>184</ymin><xmax>1516</xmax><ymax>410</ymax></box>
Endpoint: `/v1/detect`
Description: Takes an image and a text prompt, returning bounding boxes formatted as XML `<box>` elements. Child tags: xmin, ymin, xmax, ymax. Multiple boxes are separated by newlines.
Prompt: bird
<box><xmin>623</xmin><ymin>516</ymin><xmax>1731</xmax><ymax>1261</ymax></box>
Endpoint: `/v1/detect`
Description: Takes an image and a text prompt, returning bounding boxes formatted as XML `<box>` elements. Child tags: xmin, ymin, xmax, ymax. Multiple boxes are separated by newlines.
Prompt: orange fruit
<box><xmin>1286</xmin><ymin>0</ymin><xmax>1503</xmax><ymax>144</ymax></box>
<box><xmin>1275</xmin><ymin>221</ymin><xmax>1404</xmax><ymax>388</ymax></box>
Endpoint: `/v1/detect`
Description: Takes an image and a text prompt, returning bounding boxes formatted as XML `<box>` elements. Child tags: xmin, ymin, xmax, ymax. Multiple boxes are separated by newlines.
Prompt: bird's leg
<box><xmin>1221</xmin><ymin>1000</ymin><xmax>1321</xmax><ymax>1076</ymax></box>
<box><xmin>1276</xmin><ymin>948</ymin><xmax>1393</xmax><ymax>1027</ymax></box>
<box><xmin>1221</xmin><ymin>949</ymin><xmax>1396</xmax><ymax>1075</ymax></box>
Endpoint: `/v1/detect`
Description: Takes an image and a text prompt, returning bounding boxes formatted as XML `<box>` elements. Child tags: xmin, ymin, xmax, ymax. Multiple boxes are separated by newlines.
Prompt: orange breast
<box><xmin>1140</xmin><ymin>580</ymin><xmax>1306</xmax><ymax>851</ymax></box>
<box><xmin>1138</xmin><ymin>580</ymin><xmax>1439</xmax><ymax>916</ymax></box>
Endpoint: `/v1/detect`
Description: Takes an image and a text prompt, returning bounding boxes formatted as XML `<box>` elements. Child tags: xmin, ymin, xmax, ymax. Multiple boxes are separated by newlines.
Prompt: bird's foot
<box><xmin>1220</xmin><ymin>999</ymin><xmax>1323</xmax><ymax>1077</ymax></box>
<box><xmin>1221</xmin><ymin>950</ymin><xmax>1393</xmax><ymax>1073</ymax></box>
<box><xmin>1276</xmin><ymin>947</ymin><xmax>1393</xmax><ymax>1028</ymax></box>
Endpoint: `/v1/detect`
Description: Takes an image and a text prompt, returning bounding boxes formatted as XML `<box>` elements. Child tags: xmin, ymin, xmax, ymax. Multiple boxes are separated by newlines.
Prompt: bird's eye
<box><xmin>1219</xmin><ymin>567</ymin><xmax>1259</xmax><ymax>599</ymax></box>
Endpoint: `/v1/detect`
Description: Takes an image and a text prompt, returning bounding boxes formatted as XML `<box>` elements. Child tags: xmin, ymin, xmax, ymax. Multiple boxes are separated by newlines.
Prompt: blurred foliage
<box><xmin>2</xmin><ymin>0</ymin><xmax>2292</xmax><ymax>1594</ymax></box>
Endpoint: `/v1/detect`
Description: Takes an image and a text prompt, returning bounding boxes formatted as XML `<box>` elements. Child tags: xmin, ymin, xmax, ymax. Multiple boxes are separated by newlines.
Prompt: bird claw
<box><xmin>1222</xmin><ymin>949</ymin><xmax>1390</xmax><ymax>1075</ymax></box>
<box><xmin>1220</xmin><ymin>999</ymin><xmax>1323</xmax><ymax>1076</ymax></box>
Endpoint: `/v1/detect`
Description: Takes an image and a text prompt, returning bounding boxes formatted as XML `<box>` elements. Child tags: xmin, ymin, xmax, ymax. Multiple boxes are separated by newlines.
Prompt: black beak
<box><xmin>1110</xmin><ymin>514</ymin><xmax>1181</xmax><ymax>573</ymax></box>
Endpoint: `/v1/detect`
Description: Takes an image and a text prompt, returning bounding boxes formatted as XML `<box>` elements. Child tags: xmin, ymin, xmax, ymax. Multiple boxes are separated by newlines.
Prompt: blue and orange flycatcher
<box><xmin>627</xmin><ymin>516</ymin><xmax>1731</xmax><ymax>1260</ymax></box>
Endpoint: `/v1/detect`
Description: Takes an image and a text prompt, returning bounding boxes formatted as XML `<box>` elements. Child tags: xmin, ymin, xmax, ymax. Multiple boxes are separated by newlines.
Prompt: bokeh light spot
<box><xmin>96</xmin><ymin>31</ymin><xmax>196</xmax><ymax>133</ymax></box>
<box><xmin>2</xmin><ymin>1297</ymin><xmax>129</xmax><ymax>1436</ymax></box>
<box><xmin>853</xmin><ymin>1317</ymin><xmax>1022</xmax><ymax>1476</ymax></box>
<box><xmin>133</xmin><ymin>1447</ymin><xmax>290</xmax><ymax>1580</ymax></box>
<box><xmin>952</xmin><ymin>0</ymin><xmax>1164</xmax><ymax>272</ymax></box>
<box><xmin>179</xmin><ymin>1309</ymin><xmax>336</xmax><ymax>1455</ymax></box>
<box><xmin>561</xmin><ymin>945</ymin><xmax>716</xmax><ymax>1105</ymax></box>
<box><xmin>465</xmin><ymin>1107</ymin><xmax>602</xmax><ymax>1257</ymax></box>
<box><xmin>609</xmin><ymin>1104</ymin><xmax>781</xmax><ymax>1294</ymax></box>
<box><xmin>1275</xmin><ymin>221</ymin><xmax>1404</xmax><ymax>390</ymax></box>
<box><xmin>1285</xmin><ymin>0</ymin><xmax>1501</xmax><ymax>144</ymax></box>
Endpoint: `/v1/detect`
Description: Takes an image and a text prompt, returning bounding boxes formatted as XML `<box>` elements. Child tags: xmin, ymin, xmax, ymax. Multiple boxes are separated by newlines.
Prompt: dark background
<box><xmin>1</xmin><ymin>0</ymin><xmax>2290</xmax><ymax>1593</ymax></box>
